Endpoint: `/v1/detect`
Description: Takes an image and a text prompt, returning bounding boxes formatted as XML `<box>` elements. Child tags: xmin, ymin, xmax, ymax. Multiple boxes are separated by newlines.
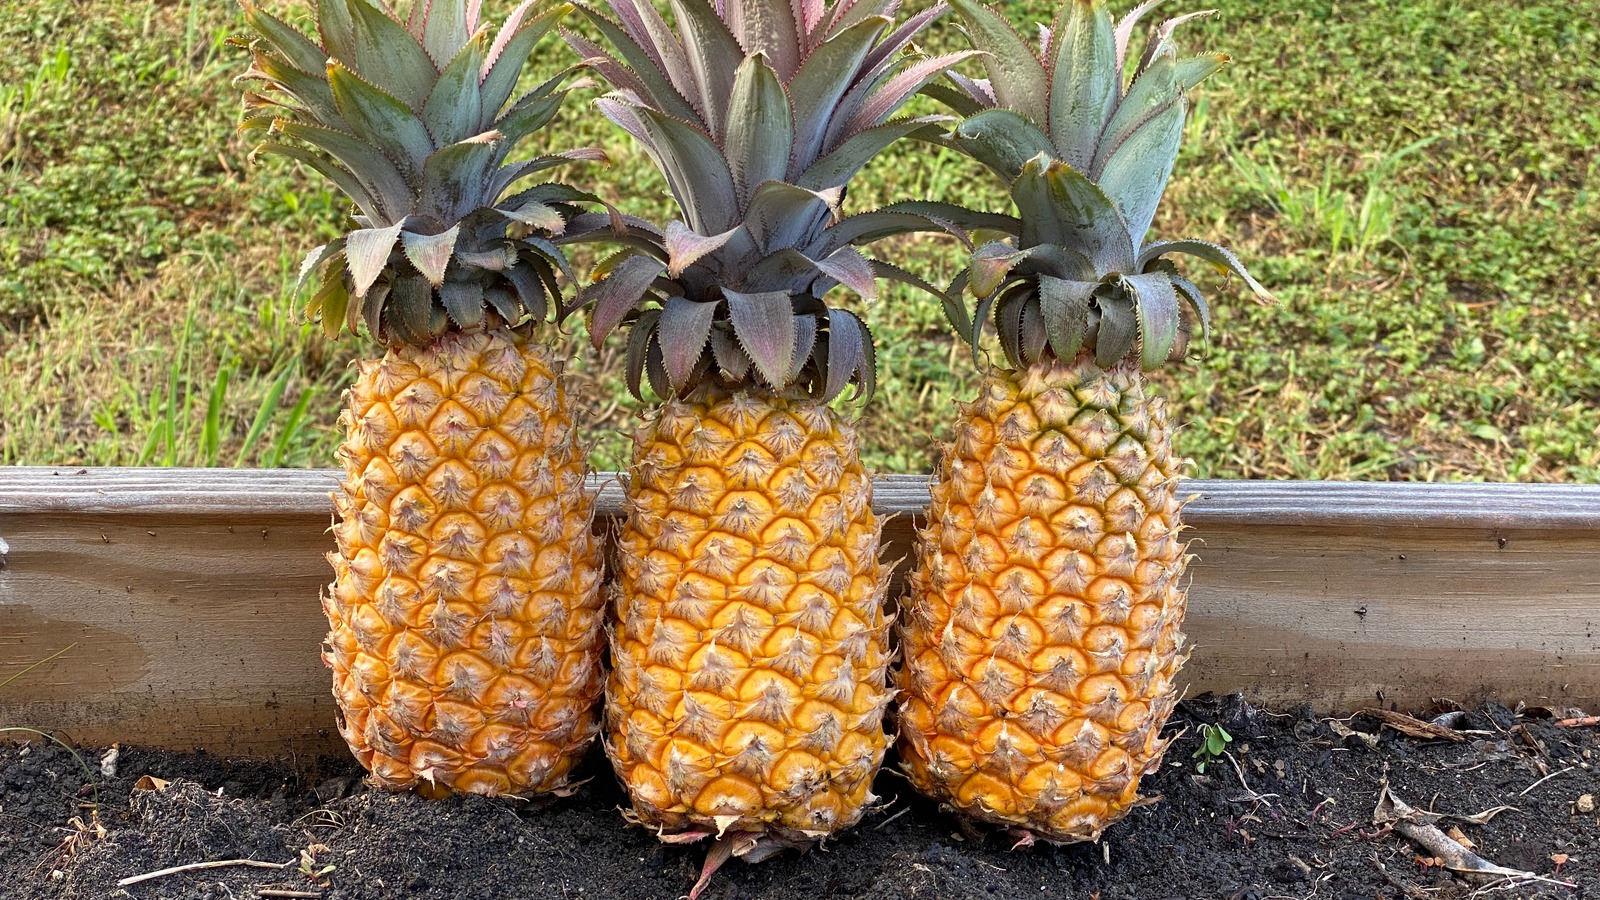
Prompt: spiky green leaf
<box><xmin>1094</xmin><ymin>288</ymin><xmax>1137</xmax><ymax>366</ymax></box>
<box><xmin>1048</xmin><ymin>0</ymin><xmax>1117</xmax><ymax>171</ymax></box>
<box><xmin>1038</xmin><ymin>274</ymin><xmax>1096</xmax><ymax>361</ymax></box>
<box><xmin>1138</xmin><ymin>238</ymin><xmax>1275</xmax><ymax>301</ymax></box>
<box><xmin>422</xmin><ymin>30</ymin><xmax>487</xmax><ymax>146</ymax></box>
<box><xmin>345</xmin><ymin>0</ymin><xmax>438</xmax><ymax>109</ymax></box>
<box><xmin>953</xmin><ymin>108</ymin><xmax>1056</xmax><ymax>182</ymax></box>
<box><xmin>328</xmin><ymin>60</ymin><xmax>434</xmax><ymax>168</ymax></box>
<box><xmin>946</xmin><ymin>0</ymin><xmax>1048</xmax><ymax>125</ymax></box>
<box><xmin>242</xmin><ymin>3</ymin><xmax>330</xmax><ymax>75</ymax></box>
<box><xmin>1011</xmin><ymin>156</ymin><xmax>1135</xmax><ymax>272</ymax></box>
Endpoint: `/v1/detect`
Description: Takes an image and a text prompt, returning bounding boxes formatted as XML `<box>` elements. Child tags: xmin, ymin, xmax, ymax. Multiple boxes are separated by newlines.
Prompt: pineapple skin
<box><xmin>324</xmin><ymin>328</ymin><xmax>606</xmax><ymax>798</ymax></box>
<box><xmin>897</xmin><ymin>357</ymin><xmax>1188</xmax><ymax>842</ymax></box>
<box><xmin>607</xmin><ymin>390</ymin><xmax>894</xmax><ymax>841</ymax></box>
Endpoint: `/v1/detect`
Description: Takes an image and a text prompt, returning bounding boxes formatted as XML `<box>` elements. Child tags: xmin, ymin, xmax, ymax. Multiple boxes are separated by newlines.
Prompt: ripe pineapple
<box><xmin>566</xmin><ymin>0</ymin><xmax>997</xmax><ymax>878</ymax></box>
<box><xmin>896</xmin><ymin>0</ymin><xmax>1274</xmax><ymax>842</ymax></box>
<box><xmin>237</xmin><ymin>0</ymin><xmax>607</xmax><ymax>797</ymax></box>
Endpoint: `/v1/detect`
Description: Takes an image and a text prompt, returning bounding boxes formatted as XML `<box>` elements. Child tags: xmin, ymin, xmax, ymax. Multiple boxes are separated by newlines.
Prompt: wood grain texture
<box><xmin>3</xmin><ymin>466</ymin><xmax>1598</xmax><ymax>758</ymax></box>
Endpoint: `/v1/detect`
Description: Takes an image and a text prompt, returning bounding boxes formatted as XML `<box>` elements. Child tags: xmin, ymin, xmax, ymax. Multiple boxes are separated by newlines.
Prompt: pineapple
<box><xmin>236</xmin><ymin>0</ymin><xmax>607</xmax><ymax>798</ymax></box>
<box><xmin>896</xmin><ymin>0</ymin><xmax>1274</xmax><ymax>842</ymax></box>
<box><xmin>565</xmin><ymin>0</ymin><xmax>997</xmax><ymax>882</ymax></box>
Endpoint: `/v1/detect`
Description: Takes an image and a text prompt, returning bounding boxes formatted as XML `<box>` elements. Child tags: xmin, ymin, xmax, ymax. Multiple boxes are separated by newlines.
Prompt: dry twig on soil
<box><xmin>116</xmin><ymin>858</ymin><xmax>290</xmax><ymax>887</ymax></box>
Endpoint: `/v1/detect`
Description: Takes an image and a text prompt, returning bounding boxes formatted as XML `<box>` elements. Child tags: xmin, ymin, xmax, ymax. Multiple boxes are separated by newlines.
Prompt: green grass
<box><xmin>2</xmin><ymin>0</ymin><xmax>1597</xmax><ymax>480</ymax></box>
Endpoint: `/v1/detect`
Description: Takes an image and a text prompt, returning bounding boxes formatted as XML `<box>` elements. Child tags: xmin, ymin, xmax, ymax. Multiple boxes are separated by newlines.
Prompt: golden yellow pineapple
<box><xmin>568</xmin><ymin>0</ymin><xmax>992</xmax><ymax>880</ymax></box>
<box><xmin>899</xmin><ymin>358</ymin><xmax>1186</xmax><ymax>840</ymax></box>
<box><xmin>609</xmin><ymin>391</ymin><xmax>891</xmax><ymax>840</ymax></box>
<box><xmin>238</xmin><ymin>0</ymin><xmax>607</xmax><ymax>796</ymax></box>
<box><xmin>897</xmin><ymin>0</ymin><xmax>1273</xmax><ymax>841</ymax></box>
<box><xmin>328</xmin><ymin>330</ymin><xmax>602</xmax><ymax>796</ymax></box>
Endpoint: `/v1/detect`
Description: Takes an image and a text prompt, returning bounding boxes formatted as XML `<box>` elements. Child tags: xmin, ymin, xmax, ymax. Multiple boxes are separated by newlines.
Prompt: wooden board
<box><xmin>3</xmin><ymin>466</ymin><xmax>1597</xmax><ymax>758</ymax></box>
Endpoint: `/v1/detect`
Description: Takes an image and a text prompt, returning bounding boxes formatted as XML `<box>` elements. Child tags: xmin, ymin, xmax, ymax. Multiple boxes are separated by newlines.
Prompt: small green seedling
<box><xmin>1193</xmin><ymin>723</ymin><xmax>1234</xmax><ymax>774</ymax></box>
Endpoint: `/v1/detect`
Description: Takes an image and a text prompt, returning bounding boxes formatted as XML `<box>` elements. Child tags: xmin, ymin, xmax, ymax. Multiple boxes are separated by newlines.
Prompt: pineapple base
<box><xmin>897</xmin><ymin>357</ymin><xmax>1190</xmax><ymax>842</ymax></box>
<box><xmin>324</xmin><ymin>328</ymin><xmax>606</xmax><ymax>798</ymax></box>
<box><xmin>607</xmin><ymin>389</ymin><xmax>894</xmax><ymax>845</ymax></box>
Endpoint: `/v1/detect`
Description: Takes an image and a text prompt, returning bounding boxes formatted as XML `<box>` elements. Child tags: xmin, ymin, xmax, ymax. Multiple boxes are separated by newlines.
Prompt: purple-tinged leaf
<box><xmin>644</xmin><ymin>330</ymin><xmax>671</xmax><ymax>399</ymax></box>
<box><xmin>1168</xmin><ymin>269</ymin><xmax>1211</xmax><ymax>341</ymax></box>
<box><xmin>745</xmin><ymin>180</ymin><xmax>837</xmax><ymax>253</ymax></box>
<box><xmin>724</xmin><ymin>288</ymin><xmax>796</xmax><ymax>388</ymax></box>
<box><xmin>359</xmin><ymin>278</ymin><xmax>388</xmax><ymax>338</ymax></box>
<box><xmin>665</xmin><ymin>220</ymin><xmax>742</xmax><ymax>277</ymax></box>
<box><xmin>861</xmin><ymin>2</ymin><xmax>947</xmax><ymax>77</ymax></box>
<box><xmin>440</xmin><ymin>279</ymin><xmax>487</xmax><ymax>328</ymax></box>
<box><xmin>814</xmin><ymin>246</ymin><xmax>877</xmax><ymax>300</ymax></box>
<box><xmin>501</xmin><ymin>201</ymin><xmax>566</xmax><ymax>233</ymax></box>
<box><xmin>666</xmin><ymin>0</ymin><xmax>742</xmax><ymax>142</ymax></box>
<box><xmin>725</xmin><ymin>55</ymin><xmax>794</xmax><ymax>202</ymax></box>
<box><xmin>571</xmin><ymin>5</ymin><xmax>703</xmax><ymax>125</ymax></box>
<box><xmin>727</xmin><ymin>0</ymin><xmax>801</xmax><ymax>80</ymax></box>
<box><xmin>388</xmin><ymin>274</ymin><xmax>440</xmax><ymax>345</ymax></box>
<box><xmin>953</xmin><ymin>108</ymin><xmax>1055</xmax><ymax>182</ymax></box>
<box><xmin>1113</xmin><ymin>0</ymin><xmax>1167</xmax><ymax>73</ymax></box>
<box><xmin>658</xmin><ymin>295</ymin><xmax>719</xmax><ymax>389</ymax></box>
<box><xmin>624</xmin><ymin>308</ymin><xmax>661</xmax><ymax>400</ymax></box>
<box><xmin>842</xmin><ymin>50</ymin><xmax>978</xmax><ymax>138</ymax></box>
<box><xmin>504</xmin><ymin>260</ymin><xmax>547</xmax><ymax>321</ymax></box>
<box><xmin>822</xmin><ymin>307</ymin><xmax>864</xmax><ymax>402</ymax></box>
<box><xmin>241</xmin><ymin>3</ymin><xmax>329</xmax><ymax>76</ymax></box>
<box><xmin>710</xmin><ymin>327</ymin><xmax>751</xmax><ymax>379</ymax></box>
<box><xmin>969</xmin><ymin>240</ymin><xmax>1029</xmax><ymax>297</ymax></box>
<box><xmin>421</xmin><ymin>0</ymin><xmax>470</xmax><ymax>68</ymax></box>
<box><xmin>483</xmin><ymin>284</ymin><xmax>522</xmax><ymax>326</ymax></box>
<box><xmin>788</xmin><ymin>16</ymin><xmax>889</xmax><ymax>166</ymax></box>
<box><xmin>995</xmin><ymin>281</ymin><xmax>1027</xmax><ymax>365</ymax></box>
<box><xmin>346</xmin><ymin>0</ymin><xmax>438</xmax><ymax>109</ymax></box>
<box><xmin>632</xmin><ymin>104</ymin><xmax>739</xmax><ymax>234</ymax></box>
<box><xmin>422</xmin><ymin>31</ymin><xmax>487</xmax><ymax>145</ymax></box>
<box><xmin>947</xmin><ymin>71</ymin><xmax>996</xmax><ymax>107</ymax></box>
<box><xmin>790</xmin><ymin>313</ymin><xmax>818</xmax><ymax>382</ymax></box>
<box><xmin>1011</xmin><ymin>156</ymin><xmax>1135</xmax><ymax>273</ymax></box>
<box><xmin>605</xmin><ymin>0</ymin><xmax>670</xmax><ymax>72</ymax></box>
<box><xmin>403</xmin><ymin>225</ymin><xmax>460</xmax><ymax>285</ymax></box>
<box><xmin>1135</xmin><ymin>10</ymin><xmax>1215</xmax><ymax>79</ymax></box>
<box><xmin>585</xmin><ymin>254</ymin><xmax>666</xmax><ymax>347</ymax></box>
<box><xmin>795</xmin><ymin>115</ymin><xmax>947</xmax><ymax>188</ymax></box>
<box><xmin>345</xmin><ymin>221</ymin><xmax>406</xmax><ymax>298</ymax></box>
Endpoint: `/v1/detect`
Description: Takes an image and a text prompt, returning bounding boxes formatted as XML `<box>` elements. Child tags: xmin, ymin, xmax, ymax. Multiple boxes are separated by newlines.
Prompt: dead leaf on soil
<box><xmin>1372</xmin><ymin>781</ymin><xmax>1574</xmax><ymax>888</ymax></box>
<box><xmin>132</xmin><ymin>775</ymin><xmax>170</xmax><ymax>792</ymax></box>
<box><xmin>1360</xmin><ymin>709</ymin><xmax>1467</xmax><ymax>742</ymax></box>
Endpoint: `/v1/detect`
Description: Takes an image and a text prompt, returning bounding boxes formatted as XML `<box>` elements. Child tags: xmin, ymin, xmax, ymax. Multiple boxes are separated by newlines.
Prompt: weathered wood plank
<box><xmin>2</xmin><ymin>466</ymin><xmax>1598</xmax><ymax>759</ymax></box>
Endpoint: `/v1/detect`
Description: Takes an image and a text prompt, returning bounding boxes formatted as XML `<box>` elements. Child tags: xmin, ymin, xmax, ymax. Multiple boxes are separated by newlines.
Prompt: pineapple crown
<box><xmin>934</xmin><ymin>0</ymin><xmax>1273</xmax><ymax>372</ymax></box>
<box><xmin>236</xmin><ymin>0</ymin><xmax>602</xmax><ymax>346</ymax></box>
<box><xmin>567</xmin><ymin>0</ymin><xmax>1011</xmax><ymax>403</ymax></box>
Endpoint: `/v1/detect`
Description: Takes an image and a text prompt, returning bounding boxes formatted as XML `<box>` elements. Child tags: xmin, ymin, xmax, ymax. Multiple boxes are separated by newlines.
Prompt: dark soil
<box><xmin>3</xmin><ymin>697</ymin><xmax>1596</xmax><ymax>900</ymax></box>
